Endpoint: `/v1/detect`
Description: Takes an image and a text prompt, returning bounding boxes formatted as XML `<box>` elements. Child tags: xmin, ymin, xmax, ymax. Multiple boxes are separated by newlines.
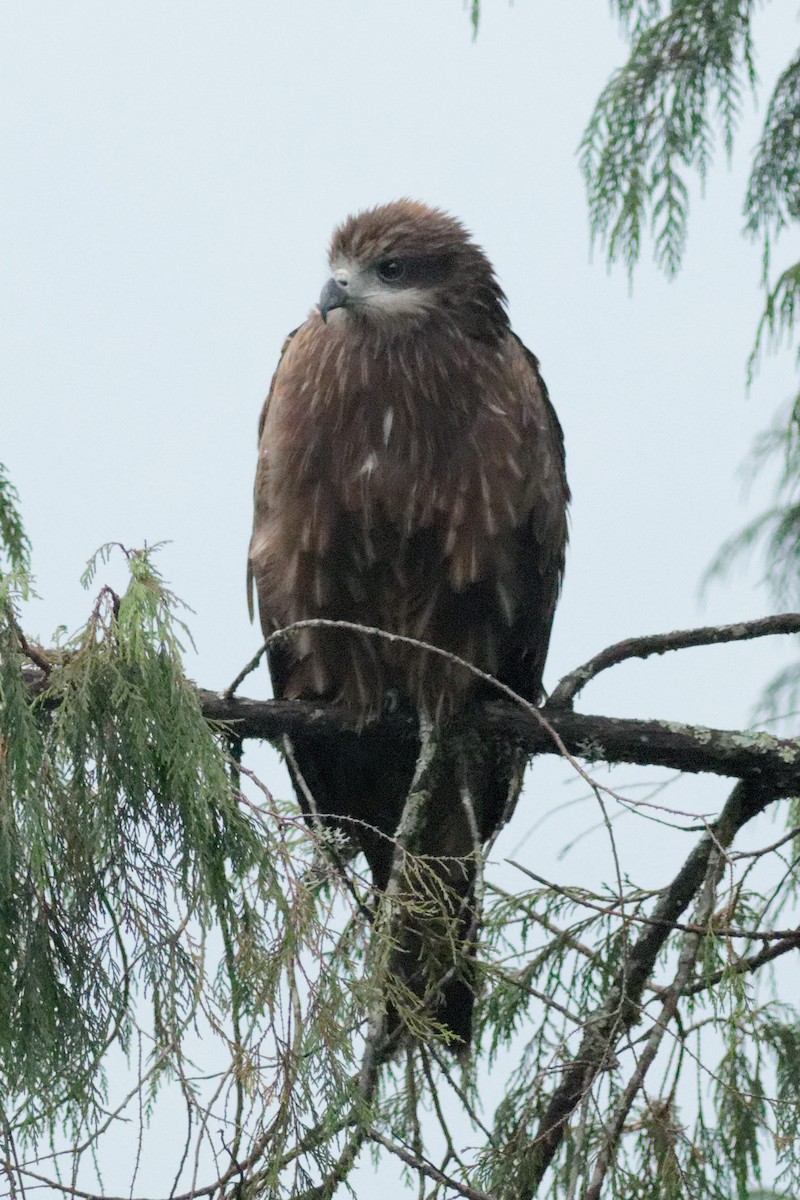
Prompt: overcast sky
<box><xmin>2</xmin><ymin>2</ymin><xmax>799</xmax><ymax>1194</ymax></box>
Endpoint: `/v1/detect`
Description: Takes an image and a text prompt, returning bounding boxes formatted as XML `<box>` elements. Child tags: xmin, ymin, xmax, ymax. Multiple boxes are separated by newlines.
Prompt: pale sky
<box><xmin>2</xmin><ymin>2</ymin><xmax>799</xmax><ymax>1194</ymax></box>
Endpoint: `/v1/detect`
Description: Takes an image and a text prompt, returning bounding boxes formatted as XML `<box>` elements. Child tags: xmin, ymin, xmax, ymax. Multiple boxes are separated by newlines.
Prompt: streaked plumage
<box><xmin>249</xmin><ymin>201</ymin><xmax>569</xmax><ymax>1046</ymax></box>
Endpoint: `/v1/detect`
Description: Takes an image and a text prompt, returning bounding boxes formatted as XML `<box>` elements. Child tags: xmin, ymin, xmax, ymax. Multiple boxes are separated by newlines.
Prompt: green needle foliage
<box><xmin>1</xmin><ymin>495</ymin><xmax>799</xmax><ymax>1197</ymax></box>
<box><xmin>575</xmin><ymin>0</ymin><xmax>800</xmax><ymax>720</ymax></box>
<box><xmin>581</xmin><ymin>0</ymin><xmax>758</xmax><ymax>277</ymax></box>
<box><xmin>0</xmin><ymin>489</ymin><xmax>413</xmax><ymax>1189</ymax></box>
<box><xmin>468</xmin><ymin>5</ymin><xmax>800</xmax><ymax>673</ymax></box>
<box><xmin>0</xmin><ymin>529</ymin><xmax>285</xmax><ymax>1140</ymax></box>
<box><xmin>0</xmin><ymin>464</ymin><xmax>31</xmax><ymax>581</ymax></box>
<box><xmin>745</xmin><ymin>49</ymin><xmax>800</xmax><ymax>276</ymax></box>
<box><xmin>3</xmin><ymin>9</ymin><xmax>800</xmax><ymax>1194</ymax></box>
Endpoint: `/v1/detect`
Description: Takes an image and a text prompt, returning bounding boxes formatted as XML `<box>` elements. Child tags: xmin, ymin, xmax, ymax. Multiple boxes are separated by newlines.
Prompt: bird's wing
<box><xmin>456</xmin><ymin>330</ymin><xmax>568</xmax><ymax>841</ymax></box>
<box><xmin>498</xmin><ymin>333</ymin><xmax>570</xmax><ymax>705</ymax></box>
<box><xmin>247</xmin><ymin>327</ymin><xmax>300</xmax><ymax>624</ymax></box>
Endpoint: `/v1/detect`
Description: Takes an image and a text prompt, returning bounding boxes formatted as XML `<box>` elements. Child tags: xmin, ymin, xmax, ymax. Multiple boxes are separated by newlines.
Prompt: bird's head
<box><xmin>319</xmin><ymin>200</ymin><xmax>509</xmax><ymax>341</ymax></box>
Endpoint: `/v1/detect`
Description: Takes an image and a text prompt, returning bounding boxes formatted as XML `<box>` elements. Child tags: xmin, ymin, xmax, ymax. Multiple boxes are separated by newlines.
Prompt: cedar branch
<box><xmin>548</xmin><ymin>613</ymin><xmax>800</xmax><ymax>709</ymax></box>
<box><xmin>192</xmin><ymin>692</ymin><xmax>799</xmax><ymax>794</ymax></box>
<box><xmin>519</xmin><ymin>778</ymin><xmax>779</xmax><ymax>1195</ymax></box>
<box><xmin>20</xmin><ymin>608</ymin><xmax>800</xmax><ymax>793</ymax></box>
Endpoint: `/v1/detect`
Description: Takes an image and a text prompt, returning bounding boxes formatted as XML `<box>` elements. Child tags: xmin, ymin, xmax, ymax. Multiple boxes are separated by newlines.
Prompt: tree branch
<box><xmin>21</xmin><ymin>606</ymin><xmax>800</xmax><ymax>792</ymax></box>
<box><xmin>548</xmin><ymin>613</ymin><xmax>800</xmax><ymax>708</ymax></box>
<box><xmin>11</xmin><ymin>614</ymin><xmax>800</xmax><ymax>1196</ymax></box>
<box><xmin>519</xmin><ymin>778</ymin><xmax>779</xmax><ymax>1195</ymax></box>
<box><xmin>191</xmin><ymin>691</ymin><xmax>800</xmax><ymax>794</ymax></box>
<box><xmin>682</xmin><ymin>930</ymin><xmax>800</xmax><ymax>997</ymax></box>
<box><xmin>582</xmin><ymin>836</ymin><xmax>725</xmax><ymax>1199</ymax></box>
<box><xmin>366</xmin><ymin>1127</ymin><xmax>494</xmax><ymax>1200</ymax></box>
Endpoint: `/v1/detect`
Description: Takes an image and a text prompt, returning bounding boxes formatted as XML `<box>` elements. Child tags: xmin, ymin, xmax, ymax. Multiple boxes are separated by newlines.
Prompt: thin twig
<box><xmin>366</xmin><ymin>1128</ymin><xmax>494</xmax><ymax>1200</ymax></box>
<box><xmin>360</xmin><ymin>715</ymin><xmax>439</xmax><ymax>1092</ymax></box>
<box><xmin>506</xmin><ymin>861</ymin><xmax>800</xmax><ymax>942</ymax></box>
<box><xmin>223</xmin><ymin>644</ymin><xmax>267</xmax><ymax>699</ymax></box>
<box><xmin>682</xmin><ymin>930</ymin><xmax>800</xmax><ymax>996</ymax></box>
<box><xmin>519</xmin><ymin>778</ymin><xmax>778</xmax><ymax>1197</ymax></box>
<box><xmin>581</xmin><ymin>838</ymin><xmax>725</xmax><ymax>1199</ymax></box>
<box><xmin>549</xmin><ymin>613</ymin><xmax>800</xmax><ymax>709</ymax></box>
<box><xmin>194</xmin><ymin>689</ymin><xmax>800</xmax><ymax>793</ymax></box>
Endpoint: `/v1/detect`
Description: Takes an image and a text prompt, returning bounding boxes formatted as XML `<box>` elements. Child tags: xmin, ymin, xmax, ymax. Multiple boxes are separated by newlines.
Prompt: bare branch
<box><xmin>519</xmin><ymin>778</ymin><xmax>779</xmax><ymax>1196</ymax></box>
<box><xmin>366</xmin><ymin>1128</ymin><xmax>494</xmax><ymax>1200</ymax></box>
<box><xmin>682</xmin><ymin>930</ymin><xmax>800</xmax><ymax>997</ymax></box>
<box><xmin>508</xmin><ymin>862</ymin><xmax>800</xmax><ymax>943</ymax></box>
<box><xmin>20</xmin><ymin>614</ymin><xmax>800</xmax><ymax>792</ymax></box>
<box><xmin>549</xmin><ymin>613</ymin><xmax>800</xmax><ymax>709</ymax></box>
<box><xmin>9</xmin><ymin>614</ymin><xmax>52</xmax><ymax>676</ymax></box>
<box><xmin>192</xmin><ymin>691</ymin><xmax>800</xmax><ymax>794</ymax></box>
<box><xmin>582</xmin><ymin>837</ymin><xmax>725</xmax><ymax>1199</ymax></box>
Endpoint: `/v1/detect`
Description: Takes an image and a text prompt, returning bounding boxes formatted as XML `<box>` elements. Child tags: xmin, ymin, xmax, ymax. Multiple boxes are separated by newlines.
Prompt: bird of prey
<box><xmin>248</xmin><ymin>200</ymin><xmax>569</xmax><ymax>1048</ymax></box>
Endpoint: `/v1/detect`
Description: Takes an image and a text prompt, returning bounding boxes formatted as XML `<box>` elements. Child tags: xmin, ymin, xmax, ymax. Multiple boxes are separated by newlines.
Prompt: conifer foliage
<box><xmin>2</xmin><ymin>490</ymin><xmax>800</xmax><ymax>1199</ymax></box>
<box><xmin>576</xmin><ymin>0</ymin><xmax>800</xmax><ymax>711</ymax></box>
<box><xmin>2</xmin><ymin>5</ymin><xmax>800</xmax><ymax>1198</ymax></box>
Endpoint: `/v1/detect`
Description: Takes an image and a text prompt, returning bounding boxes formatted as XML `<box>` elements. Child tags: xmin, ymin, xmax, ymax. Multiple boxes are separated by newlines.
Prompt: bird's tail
<box><xmin>281</xmin><ymin>707</ymin><xmax>523</xmax><ymax>1056</ymax></box>
<box><xmin>383</xmin><ymin>849</ymin><xmax>479</xmax><ymax>1053</ymax></box>
<box><xmin>380</xmin><ymin>723</ymin><xmax>523</xmax><ymax>1055</ymax></box>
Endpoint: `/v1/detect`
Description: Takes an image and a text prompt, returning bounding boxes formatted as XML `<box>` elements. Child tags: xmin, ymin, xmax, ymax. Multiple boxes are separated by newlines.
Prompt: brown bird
<box><xmin>248</xmin><ymin>201</ymin><xmax>569</xmax><ymax>1048</ymax></box>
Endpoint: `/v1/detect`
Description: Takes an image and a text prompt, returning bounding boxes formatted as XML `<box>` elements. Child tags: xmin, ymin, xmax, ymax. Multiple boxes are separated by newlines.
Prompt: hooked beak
<box><xmin>319</xmin><ymin>277</ymin><xmax>349</xmax><ymax>322</ymax></box>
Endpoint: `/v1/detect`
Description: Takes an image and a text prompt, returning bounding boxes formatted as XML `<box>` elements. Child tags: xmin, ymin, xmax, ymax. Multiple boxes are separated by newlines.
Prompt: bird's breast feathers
<box><xmin>249</xmin><ymin>311</ymin><xmax>566</xmax><ymax>716</ymax></box>
<box><xmin>263</xmin><ymin>315</ymin><xmax>537</xmax><ymax>541</ymax></box>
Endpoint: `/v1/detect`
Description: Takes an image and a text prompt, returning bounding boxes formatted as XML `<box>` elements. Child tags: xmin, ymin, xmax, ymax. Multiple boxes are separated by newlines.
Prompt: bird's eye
<box><xmin>377</xmin><ymin>259</ymin><xmax>406</xmax><ymax>283</ymax></box>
